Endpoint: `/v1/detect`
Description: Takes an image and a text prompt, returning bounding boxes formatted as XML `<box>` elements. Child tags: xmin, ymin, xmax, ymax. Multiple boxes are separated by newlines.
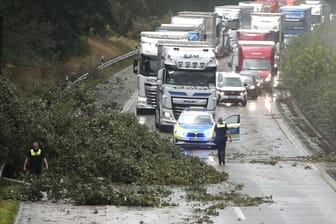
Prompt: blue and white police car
<box><xmin>173</xmin><ymin>108</ymin><xmax>241</xmax><ymax>148</ymax></box>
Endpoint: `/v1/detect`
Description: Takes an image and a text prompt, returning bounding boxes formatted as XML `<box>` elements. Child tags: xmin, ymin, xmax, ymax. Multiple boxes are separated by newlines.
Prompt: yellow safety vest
<box><xmin>217</xmin><ymin>123</ymin><xmax>227</xmax><ymax>128</ymax></box>
<box><xmin>30</xmin><ymin>149</ymin><xmax>41</xmax><ymax>156</ymax></box>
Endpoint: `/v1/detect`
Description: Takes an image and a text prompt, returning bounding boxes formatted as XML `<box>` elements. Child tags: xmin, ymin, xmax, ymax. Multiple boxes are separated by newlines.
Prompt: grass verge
<box><xmin>0</xmin><ymin>180</ymin><xmax>22</xmax><ymax>224</ymax></box>
<box><xmin>84</xmin><ymin>57</ymin><xmax>134</xmax><ymax>91</ymax></box>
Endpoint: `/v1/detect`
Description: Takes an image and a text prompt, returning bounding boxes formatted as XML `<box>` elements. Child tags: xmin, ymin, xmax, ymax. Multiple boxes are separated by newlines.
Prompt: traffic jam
<box><xmin>133</xmin><ymin>0</ymin><xmax>330</xmax><ymax>151</ymax></box>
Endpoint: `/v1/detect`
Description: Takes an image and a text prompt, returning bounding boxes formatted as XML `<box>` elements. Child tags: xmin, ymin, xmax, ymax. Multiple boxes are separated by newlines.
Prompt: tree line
<box><xmin>281</xmin><ymin>22</ymin><xmax>336</xmax><ymax>146</ymax></box>
<box><xmin>0</xmin><ymin>0</ymin><xmax>241</xmax><ymax>65</ymax></box>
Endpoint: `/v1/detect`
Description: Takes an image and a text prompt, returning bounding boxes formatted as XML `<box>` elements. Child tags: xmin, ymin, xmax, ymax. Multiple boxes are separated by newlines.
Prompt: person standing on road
<box><xmin>214</xmin><ymin>118</ymin><xmax>232</xmax><ymax>165</ymax></box>
<box><xmin>23</xmin><ymin>141</ymin><xmax>48</xmax><ymax>175</ymax></box>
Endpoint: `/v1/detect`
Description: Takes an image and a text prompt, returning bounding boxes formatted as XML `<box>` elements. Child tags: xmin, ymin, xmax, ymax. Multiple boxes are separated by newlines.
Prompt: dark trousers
<box><xmin>216</xmin><ymin>141</ymin><xmax>227</xmax><ymax>164</ymax></box>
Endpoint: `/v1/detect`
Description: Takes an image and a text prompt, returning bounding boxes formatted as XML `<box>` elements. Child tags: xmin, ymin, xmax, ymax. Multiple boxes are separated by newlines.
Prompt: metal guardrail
<box><xmin>66</xmin><ymin>50</ymin><xmax>137</xmax><ymax>89</ymax></box>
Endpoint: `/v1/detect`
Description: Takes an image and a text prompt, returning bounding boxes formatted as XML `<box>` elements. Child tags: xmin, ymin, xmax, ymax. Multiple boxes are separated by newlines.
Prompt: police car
<box><xmin>173</xmin><ymin>108</ymin><xmax>241</xmax><ymax>148</ymax></box>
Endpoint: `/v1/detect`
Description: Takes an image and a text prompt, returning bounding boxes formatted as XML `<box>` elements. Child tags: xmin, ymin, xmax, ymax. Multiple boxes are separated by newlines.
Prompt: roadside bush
<box><xmin>281</xmin><ymin>22</ymin><xmax>336</xmax><ymax>144</ymax></box>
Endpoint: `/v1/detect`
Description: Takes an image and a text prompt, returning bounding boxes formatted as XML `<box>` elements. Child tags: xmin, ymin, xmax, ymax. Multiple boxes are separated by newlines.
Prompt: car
<box><xmin>173</xmin><ymin>108</ymin><xmax>241</xmax><ymax>148</ymax></box>
<box><xmin>173</xmin><ymin>108</ymin><xmax>216</xmax><ymax>148</ymax></box>
<box><xmin>216</xmin><ymin>72</ymin><xmax>247</xmax><ymax>106</ymax></box>
<box><xmin>240</xmin><ymin>75</ymin><xmax>258</xmax><ymax>99</ymax></box>
<box><xmin>240</xmin><ymin>70</ymin><xmax>262</xmax><ymax>94</ymax></box>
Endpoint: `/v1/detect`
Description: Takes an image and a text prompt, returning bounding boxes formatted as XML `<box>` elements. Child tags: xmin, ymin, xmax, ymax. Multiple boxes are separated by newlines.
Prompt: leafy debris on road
<box><xmin>186</xmin><ymin>183</ymin><xmax>273</xmax><ymax>223</ymax></box>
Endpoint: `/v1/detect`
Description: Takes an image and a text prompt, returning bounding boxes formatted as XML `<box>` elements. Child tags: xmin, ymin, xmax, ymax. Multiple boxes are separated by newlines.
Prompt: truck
<box><xmin>301</xmin><ymin>1</ymin><xmax>331</xmax><ymax>29</ymax></box>
<box><xmin>255</xmin><ymin>0</ymin><xmax>279</xmax><ymax>12</ymax></box>
<box><xmin>157</xmin><ymin>23</ymin><xmax>205</xmax><ymax>41</ymax></box>
<box><xmin>280</xmin><ymin>5</ymin><xmax>312</xmax><ymax>44</ymax></box>
<box><xmin>250</xmin><ymin>13</ymin><xmax>284</xmax><ymax>43</ymax></box>
<box><xmin>229</xmin><ymin>41</ymin><xmax>277</xmax><ymax>88</ymax></box>
<box><xmin>237</xmin><ymin>29</ymin><xmax>274</xmax><ymax>41</ymax></box>
<box><xmin>175</xmin><ymin>12</ymin><xmax>228</xmax><ymax>57</ymax></box>
<box><xmin>133</xmin><ymin>31</ymin><xmax>191</xmax><ymax>114</ymax></box>
<box><xmin>155</xmin><ymin>41</ymin><xmax>217</xmax><ymax>131</ymax></box>
<box><xmin>238</xmin><ymin>1</ymin><xmax>272</xmax><ymax>13</ymax></box>
<box><xmin>214</xmin><ymin>5</ymin><xmax>254</xmax><ymax>30</ymax></box>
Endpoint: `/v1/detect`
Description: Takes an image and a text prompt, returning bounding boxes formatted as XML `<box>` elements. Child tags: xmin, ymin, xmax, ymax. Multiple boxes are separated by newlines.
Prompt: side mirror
<box><xmin>133</xmin><ymin>59</ymin><xmax>139</xmax><ymax>73</ymax></box>
<box><xmin>157</xmin><ymin>69</ymin><xmax>164</xmax><ymax>81</ymax></box>
<box><xmin>243</xmin><ymin>83</ymin><xmax>248</xmax><ymax>87</ymax></box>
<box><xmin>228</xmin><ymin>62</ymin><xmax>232</xmax><ymax>67</ymax></box>
<box><xmin>157</xmin><ymin>80</ymin><xmax>163</xmax><ymax>86</ymax></box>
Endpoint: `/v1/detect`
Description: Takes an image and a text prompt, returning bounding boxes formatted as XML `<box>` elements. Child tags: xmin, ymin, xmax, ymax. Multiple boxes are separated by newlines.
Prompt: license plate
<box><xmin>189</xmin><ymin>137</ymin><xmax>201</xmax><ymax>141</ymax></box>
<box><xmin>228</xmin><ymin>96</ymin><xmax>238</xmax><ymax>99</ymax></box>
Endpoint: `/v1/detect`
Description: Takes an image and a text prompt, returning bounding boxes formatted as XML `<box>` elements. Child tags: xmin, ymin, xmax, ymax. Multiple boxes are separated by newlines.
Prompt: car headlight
<box><xmin>249</xmin><ymin>85</ymin><xmax>255</xmax><ymax>90</ymax></box>
<box><xmin>175</xmin><ymin>128</ymin><xmax>186</xmax><ymax>137</ymax></box>
<box><xmin>240</xmin><ymin>91</ymin><xmax>245</xmax><ymax>96</ymax></box>
<box><xmin>265</xmin><ymin>75</ymin><xmax>272</xmax><ymax>82</ymax></box>
<box><xmin>204</xmin><ymin>129</ymin><xmax>213</xmax><ymax>138</ymax></box>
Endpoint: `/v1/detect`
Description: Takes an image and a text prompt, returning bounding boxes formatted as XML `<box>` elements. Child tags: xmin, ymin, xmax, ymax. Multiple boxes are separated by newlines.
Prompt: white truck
<box><xmin>301</xmin><ymin>0</ymin><xmax>331</xmax><ymax>29</ymax></box>
<box><xmin>214</xmin><ymin>5</ymin><xmax>254</xmax><ymax>30</ymax></box>
<box><xmin>251</xmin><ymin>13</ymin><xmax>284</xmax><ymax>44</ymax></box>
<box><xmin>155</xmin><ymin>41</ymin><xmax>217</xmax><ymax>131</ymax></box>
<box><xmin>157</xmin><ymin>23</ymin><xmax>205</xmax><ymax>41</ymax></box>
<box><xmin>175</xmin><ymin>12</ymin><xmax>229</xmax><ymax>57</ymax></box>
<box><xmin>238</xmin><ymin>2</ymin><xmax>272</xmax><ymax>13</ymax></box>
<box><xmin>133</xmin><ymin>31</ymin><xmax>191</xmax><ymax>114</ymax></box>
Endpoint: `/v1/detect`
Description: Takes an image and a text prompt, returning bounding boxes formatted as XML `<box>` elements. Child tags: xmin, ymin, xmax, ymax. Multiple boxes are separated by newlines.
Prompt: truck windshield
<box><xmin>140</xmin><ymin>55</ymin><xmax>159</xmax><ymax>77</ymax></box>
<box><xmin>243</xmin><ymin>59</ymin><xmax>270</xmax><ymax>70</ymax></box>
<box><xmin>284</xmin><ymin>21</ymin><xmax>305</xmax><ymax>30</ymax></box>
<box><xmin>165</xmin><ymin>69</ymin><xmax>216</xmax><ymax>87</ymax></box>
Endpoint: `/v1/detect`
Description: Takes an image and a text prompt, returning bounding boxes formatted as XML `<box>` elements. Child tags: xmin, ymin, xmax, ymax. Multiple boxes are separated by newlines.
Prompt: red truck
<box><xmin>255</xmin><ymin>0</ymin><xmax>279</xmax><ymax>12</ymax></box>
<box><xmin>229</xmin><ymin>40</ymin><xmax>277</xmax><ymax>88</ymax></box>
<box><xmin>236</xmin><ymin>29</ymin><xmax>273</xmax><ymax>41</ymax></box>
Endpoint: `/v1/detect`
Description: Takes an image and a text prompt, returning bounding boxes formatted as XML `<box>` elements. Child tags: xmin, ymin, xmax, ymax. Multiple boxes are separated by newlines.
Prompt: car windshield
<box><xmin>165</xmin><ymin>69</ymin><xmax>216</xmax><ymax>87</ymax></box>
<box><xmin>242</xmin><ymin>59</ymin><xmax>271</xmax><ymax>70</ymax></box>
<box><xmin>179</xmin><ymin>114</ymin><xmax>213</xmax><ymax>125</ymax></box>
<box><xmin>140</xmin><ymin>56</ymin><xmax>159</xmax><ymax>77</ymax></box>
<box><xmin>222</xmin><ymin>77</ymin><xmax>243</xmax><ymax>87</ymax></box>
<box><xmin>241</xmin><ymin>76</ymin><xmax>253</xmax><ymax>84</ymax></box>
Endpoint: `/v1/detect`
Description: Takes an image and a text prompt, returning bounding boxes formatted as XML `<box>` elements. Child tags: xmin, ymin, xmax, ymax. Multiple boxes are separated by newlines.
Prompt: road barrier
<box><xmin>66</xmin><ymin>50</ymin><xmax>137</xmax><ymax>89</ymax></box>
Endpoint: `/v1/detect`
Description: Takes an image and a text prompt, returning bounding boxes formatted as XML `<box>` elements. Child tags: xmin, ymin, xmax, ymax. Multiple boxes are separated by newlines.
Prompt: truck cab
<box><xmin>214</xmin><ymin>5</ymin><xmax>254</xmax><ymax>30</ymax></box>
<box><xmin>280</xmin><ymin>5</ymin><xmax>312</xmax><ymax>43</ymax></box>
<box><xmin>155</xmin><ymin>41</ymin><xmax>217</xmax><ymax>131</ymax></box>
<box><xmin>231</xmin><ymin>41</ymin><xmax>276</xmax><ymax>88</ymax></box>
<box><xmin>134</xmin><ymin>32</ymin><xmax>191</xmax><ymax>114</ymax></box>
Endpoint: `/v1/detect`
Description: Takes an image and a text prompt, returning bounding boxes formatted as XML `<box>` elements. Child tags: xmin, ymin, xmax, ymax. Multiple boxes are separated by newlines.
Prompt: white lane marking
<box><xmin>233</xmin><ymin>207</ymin><xmax>246</xmax><ymax>221</ymax></box>
<box><xmin>138</xmin><ymin>116</ymin><xmax>146</xmax><ymax>125</ymax></box>
<box><xmin>122</xmin><ymin>91</ymin><xmax>137</xmax><ymax>113</ymax></box>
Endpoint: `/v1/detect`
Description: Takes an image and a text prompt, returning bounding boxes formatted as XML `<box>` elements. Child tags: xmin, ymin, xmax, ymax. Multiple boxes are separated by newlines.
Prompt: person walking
<box><xmin>23</xmin><ymin>141</ymin><xmax>48</xmax><ymax>175</ymax></box>
<box><xmin>214</xmin><ymin>118</ymin><xmax>232</xmax><ymax>165</ymax></box>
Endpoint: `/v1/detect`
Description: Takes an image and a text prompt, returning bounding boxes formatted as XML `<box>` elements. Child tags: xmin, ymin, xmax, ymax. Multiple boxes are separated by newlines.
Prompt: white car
<box><xmin>216</xmin><ymin>72</ymin><xmax>247</xmax><ymax>106</ymax></box>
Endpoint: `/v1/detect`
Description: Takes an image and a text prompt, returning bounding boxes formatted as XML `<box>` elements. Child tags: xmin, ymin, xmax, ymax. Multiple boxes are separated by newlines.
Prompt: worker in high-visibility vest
<box><xmin>23</xmin><ymin>141</ymin><xmax>48</xmax><ymax>175</ymax></box>
<box><xmin>214</xmin><ymin>118</ymin><xmax>232</xmax><ymax>165</ymax></box>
